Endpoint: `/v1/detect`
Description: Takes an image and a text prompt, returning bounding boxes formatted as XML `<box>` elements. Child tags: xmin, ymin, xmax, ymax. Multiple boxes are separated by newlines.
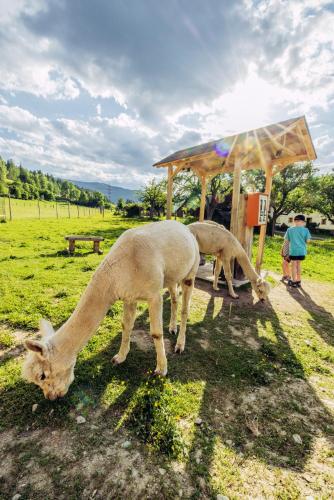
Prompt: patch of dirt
<box><xmin>228</xmin><ymin>325</ymin><xmax>260</xmax><ymax>350</ymax></box>
<box><xmin>131</xmin><ymin>329</ymin><xmax>173</xmax><ymax>354</ymax></box>
<box><xmin>1</xmin><ymin>426</ymin><xmax>194</xmax><ymax>499</ymax></box>
<box><xmin>0</xmin><ymin>329</ymin><xmax>32</xmax><ymax>361</ymax></box>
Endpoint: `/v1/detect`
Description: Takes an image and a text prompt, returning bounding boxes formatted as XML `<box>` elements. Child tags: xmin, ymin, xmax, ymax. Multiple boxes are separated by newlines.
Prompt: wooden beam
<box><xmin>296</xmin><ymin>123</ymin><xmax>316</xmax><ymax>161</ymax></box>
<box><xmin>224</xmin><ymin>134</ymin><xmax>239</xmax><ymax>167</ymax></box>
<box><xmin>253</xmin><ymin>129</ymin><xmax>268</xmax><ymax>171</ymax></box>
<box><xmin>256</xmin><ymin>164</ymin><xmax>273</xmax><ymax>273</ymax></box>
<box><xmin>230</xmin><ymin>156</ymin><xmax>242</xmax><ymax>236</ymax></box>
<box><xmin>199</xmin><ymin>175</ymin><xmax>207</xmax><ymax>221</ymax></box>
<box><xmin>263</xmin><ymin>126</ymin><xmax>296</xmax><ymax>156</ymax></box>
<box><xmin>166</xmin><ymin>165</ymin><xmax>173</xmax><ymax>220</ymax></box>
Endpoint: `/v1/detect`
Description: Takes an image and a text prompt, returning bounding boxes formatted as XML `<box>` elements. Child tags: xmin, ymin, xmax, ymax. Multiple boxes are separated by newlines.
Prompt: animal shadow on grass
<box><xmin>286</xmin><ymin>285</ymin><xmax>334</xmax><ymax>347</ymax></box>
<box><xmin>1</xmin><ymin>285</ymin><xmax>334</xmax><ymax>497</ymax></box>
<box><xmin>0</xmin><ymin>310</ymin><xmax>152</xmax><ymax>434</ymax></box>
<box><xmin>181</xmin><ymin>280</ymin><xmax>334</xmax><ymax>493</ymax></box>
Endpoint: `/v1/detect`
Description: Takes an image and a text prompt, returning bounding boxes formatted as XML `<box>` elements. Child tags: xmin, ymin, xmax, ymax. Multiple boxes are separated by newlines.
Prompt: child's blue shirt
<box><xmin>284</xmin><ymin>226</ymin><xmax>311</xmax><ymax>256</ymax></box>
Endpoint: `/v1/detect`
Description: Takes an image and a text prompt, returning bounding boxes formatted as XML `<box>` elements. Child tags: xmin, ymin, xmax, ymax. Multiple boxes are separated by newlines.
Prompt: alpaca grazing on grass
<box><xmin>188</xmin><ymin>221</ymin><xmax>270</xmax><ymax>300</ymax></box>
<box><xmin>23</xmin><ymin>220</ymin><xmax>200</xmax><ymax>400</ymax></box>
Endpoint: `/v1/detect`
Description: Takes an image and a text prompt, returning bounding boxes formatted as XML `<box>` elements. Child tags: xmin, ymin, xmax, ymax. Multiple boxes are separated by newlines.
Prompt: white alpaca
<box><xmin>23</xmin><ymin>220</ymin><xmax>200</xmax><ymax>400</ymax></box>
<box><xmin>188</xmin><ymin>221</ymin><xmax>270</xmax><ymax>300</ymax></box>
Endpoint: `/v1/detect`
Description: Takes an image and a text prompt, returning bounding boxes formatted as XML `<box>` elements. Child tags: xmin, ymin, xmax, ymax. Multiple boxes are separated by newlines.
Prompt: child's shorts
<box><xmin>289</xmin><ymin>256</ymin><xmax>305</xmax><ymax>261</ymax></box>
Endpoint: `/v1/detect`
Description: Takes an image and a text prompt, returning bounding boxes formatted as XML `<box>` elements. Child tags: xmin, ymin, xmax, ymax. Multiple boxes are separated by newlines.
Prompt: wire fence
<box><xmin>0</xmin><ymin>196</ymin><xmax>106</xmax><ymax>221</ymax></box>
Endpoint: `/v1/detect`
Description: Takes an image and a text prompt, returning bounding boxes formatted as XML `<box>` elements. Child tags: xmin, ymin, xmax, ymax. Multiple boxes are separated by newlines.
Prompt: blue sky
<box><xmin>0</xmin><ymin>0</ymin><xmax>333</xmax><ymax>189</ymax></box>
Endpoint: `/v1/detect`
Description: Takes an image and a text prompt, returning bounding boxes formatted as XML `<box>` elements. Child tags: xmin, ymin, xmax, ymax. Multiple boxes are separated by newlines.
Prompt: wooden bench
<box><xmin>65</xmin><ymin>235</ymin><xmax>104</xmax><ymax>255</ymax></box>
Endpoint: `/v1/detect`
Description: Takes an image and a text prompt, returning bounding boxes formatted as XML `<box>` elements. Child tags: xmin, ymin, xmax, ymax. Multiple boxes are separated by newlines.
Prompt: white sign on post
<box><xmin>258</xmin><ymin>195</ymin><xmax>268</xmax><ymax>225</ymax></box>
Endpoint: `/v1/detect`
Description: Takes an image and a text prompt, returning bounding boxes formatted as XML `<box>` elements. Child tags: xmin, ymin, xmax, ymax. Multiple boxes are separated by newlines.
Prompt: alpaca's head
<box><xmin>252</xmin><ymin>278</ymin><xmax>271</xmax><ymax>302</ymax></box>
<box><xmin>22</xmin><ymin>319</ymin><xmax>76</xmax><ymax>400</ymax></box>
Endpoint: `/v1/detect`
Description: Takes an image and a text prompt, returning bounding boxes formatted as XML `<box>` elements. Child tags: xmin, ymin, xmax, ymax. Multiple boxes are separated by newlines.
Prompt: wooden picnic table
<box><xmin>65</xmin><ymin>235</ymin><xmax>104</xmax><ymax>255</ymax></box>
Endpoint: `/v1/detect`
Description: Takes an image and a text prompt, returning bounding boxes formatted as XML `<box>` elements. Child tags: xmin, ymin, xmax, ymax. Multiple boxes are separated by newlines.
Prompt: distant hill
<box><xmin>70</xmin><ymin>180</ymin><xmax>139</xmax><ymax>203</ymax></box>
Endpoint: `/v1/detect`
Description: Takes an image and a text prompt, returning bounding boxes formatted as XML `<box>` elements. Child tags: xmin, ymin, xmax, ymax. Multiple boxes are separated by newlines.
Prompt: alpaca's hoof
<box><xmin>213</xmin><ymin>286</ymin><xmax>219</xmax><ymax>291</ymax></box>
<box><xmin>231</xmin><ymin>294</ymin><xmax>239</xmax><ymax>299</ymax></box>
<box><xmin>169</xmin><ymin>326</ymin><xmax>178</xmax><ymax>335</ymax></box>
<box><xmin>175</xmin><ymin>344</ymin><xmax>184</xmax><ymax>354</ymax></box>
<box><xmin>154</xmin><ymin>368</ymin><xmax>167</xmax><ymax>377</ymax></box>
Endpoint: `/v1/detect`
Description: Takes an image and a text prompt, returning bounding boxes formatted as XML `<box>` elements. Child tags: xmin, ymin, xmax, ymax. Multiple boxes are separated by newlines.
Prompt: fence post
<box><xmin>68</xmin><ymin>202</ymin><xmax>70</xmax><ymax>218</ymax></box>
<box><xmin>56</xmin><ymin>201</ymin><xmax>59</xmax><ymax>218</ymax></box>
<box><xmin>38</xmin><ymin>199</ymin><xmax>41</xmax><ymax>219</ymax></box>
<box><xmin>77</xmin><ymin>205</ymin><xmax>80</xmax><ymax>218</ymax></box>
<box><xmin>8</xmin><ymin>194</ymin><xmax>12</xmax><ymax>221</ymax></box>
<box><xmin>89</xmin><ymin>208</ymin><xmax>91</xmax><ymax>217</ymax></box>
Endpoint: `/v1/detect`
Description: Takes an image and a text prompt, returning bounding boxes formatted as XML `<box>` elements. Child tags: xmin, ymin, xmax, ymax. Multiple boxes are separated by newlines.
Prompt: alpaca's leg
<box><xmin>222</xmin><ymin>258</ymin><xmax>239</xmax><ymax>299</ymax></box>
<box><xmin>175</xmin><ymin>277</ymin><xmax>194</xmax><ymax>353</ymax></box>
<box><xmin>168</xmin><ymin>284</ymin><xmax>179</xmax><ymax>335</ymax></box>
<box><xmin>112</xmin><ymin>301</ymin><xmax>137</xmax><ymax>365</ymax></box>
<box><xmin>213</xmin><ymin>257</ymin><xmax>223</xmax><ymax>291</ymax></box>
<box><xmin>149</xmin><ymin>294</ymin><xmax>167</xmax><ymax>376</ymax></box>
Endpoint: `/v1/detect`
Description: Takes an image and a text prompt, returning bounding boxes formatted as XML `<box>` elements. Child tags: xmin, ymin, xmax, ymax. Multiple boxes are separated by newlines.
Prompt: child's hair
<box><xmin>294</xmin><ymin>214</ymin><xmax>305</xmax><ymax>221</ymax></box>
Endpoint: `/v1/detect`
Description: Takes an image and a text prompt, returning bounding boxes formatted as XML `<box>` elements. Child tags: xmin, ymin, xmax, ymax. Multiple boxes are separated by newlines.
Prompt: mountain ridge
<box><xmin>69</xmin><ymin>180</ymin><xmax>139</xmax><ymax>203</ymax></box>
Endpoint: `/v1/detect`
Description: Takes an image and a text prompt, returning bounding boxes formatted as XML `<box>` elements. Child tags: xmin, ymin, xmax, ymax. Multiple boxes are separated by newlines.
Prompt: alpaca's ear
<box><xmin>25</xmin><ymin>339</ymin><xmax>47</xmax><ymax>358</ymax></box>
<box><xmin>39</xmin><ymin>319</ymin><xmax>55</xmax><ymax>338</ymax></box>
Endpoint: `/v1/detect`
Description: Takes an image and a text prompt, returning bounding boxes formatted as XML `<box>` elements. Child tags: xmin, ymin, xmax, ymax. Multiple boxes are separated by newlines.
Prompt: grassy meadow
<box><xmin>0</xmin><ymin>197</ymin><xmax>103</xmax><ymax>220</ymax></box>
<box><xmin>1</xmin><ymin>216</ymin><xmax>334</xmax><ymax>499</ymax></box>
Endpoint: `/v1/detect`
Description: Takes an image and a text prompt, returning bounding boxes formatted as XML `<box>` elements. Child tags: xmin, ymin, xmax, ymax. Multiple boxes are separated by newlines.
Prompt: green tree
<box><xmin>244</xmin><ymin>162</ymin><xmax>317</xmax><ymax>235</ymax></box>
<box><xmin>0</xmin><ymin>159</ymin><xmax>9</xmax><ymax>195</ymax></box>
<box><xmin>139</xmin><ymin>179</ymin><xmax>167</xmax><ymax>218</ymax></box>
<box><xmin>173</xmin><ymin>171</ymin><xmax>232</xmax><ymax>219</ymax></box>
<box><xmin>311</xmin><ymin>172</ymin><xmax>334</xmax><ymax>224</ymax></box>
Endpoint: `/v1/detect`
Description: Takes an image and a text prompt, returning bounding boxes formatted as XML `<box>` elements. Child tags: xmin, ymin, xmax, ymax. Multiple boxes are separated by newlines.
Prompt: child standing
<box><xmin>284</xmin><ymin>214</ymin><xmax>311</xmax><ymax>288</ymax></box>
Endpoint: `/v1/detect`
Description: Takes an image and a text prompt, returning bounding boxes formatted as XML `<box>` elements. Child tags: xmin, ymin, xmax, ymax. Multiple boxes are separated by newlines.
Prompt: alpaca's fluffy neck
<box><xmin>54</xmin><ymin>259</ymin><xmax>117</xmax><ymax>355</ymax></box>
<box><xmin>236</xmin><ymin>246</ymin><xmax>260</xmax><ymax>283</ymax></box>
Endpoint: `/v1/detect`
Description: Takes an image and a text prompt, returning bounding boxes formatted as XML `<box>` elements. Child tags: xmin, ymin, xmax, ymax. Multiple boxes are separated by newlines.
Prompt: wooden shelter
<box><xmin>153</xmin><ymin>115</ymin><xmax>316</xmax><ymax>271</ymax></box>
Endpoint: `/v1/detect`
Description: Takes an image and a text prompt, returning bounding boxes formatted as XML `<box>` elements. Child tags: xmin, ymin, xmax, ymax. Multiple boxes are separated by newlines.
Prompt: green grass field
<box><xmin>1</xmin><ymin>216</ymin><xmax>334</xmax><ymax>498</ymax></box>
<box><xmin>0</xmin><ymin>197</ymin><xmax>103</xmax><ymax>220</ymax></box>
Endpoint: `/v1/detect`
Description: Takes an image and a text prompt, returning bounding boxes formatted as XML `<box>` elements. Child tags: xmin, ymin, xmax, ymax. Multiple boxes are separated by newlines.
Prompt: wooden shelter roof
<box><xmin>153</xmin><ymin>115</ymin><xmax>316</xmax><ymax>177</ymax></box>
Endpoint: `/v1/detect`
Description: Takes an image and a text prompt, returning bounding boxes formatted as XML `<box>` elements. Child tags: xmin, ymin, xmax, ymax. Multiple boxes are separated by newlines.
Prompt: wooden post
<box><xmin>69</xmin><ymin>240</ymin><xmax>75</xmax><ymax>255</ymax></box>
<box><xmin>230</xmin><ymin>157</ymin><xmax>242</xmax><ymax>236</ymax></box>
<box><xmin>199</xmin><ymin>175</ymin><xmax>207</xmax><ymax>221</ymax></box>
<box><xmin>256</xmin><ymin>164</ymin><xmax>273</xmax><ymax>273</ymax></box>
<box><xmin>55</xmin><ymin>201</ymin><xmax>59</xmax><ymax>219</ymax></box>
<box><xmin>37</xmin><ymin>199</ymin><xmax>41</xmax><ymax>219</ymax></box>
<box><xmin>8</xmin><ymin>195</ymin><xmax>12</xmax><ymax>221</ymax></box>
<box><xmin>77</xmin><ymin>205</ymin><xmax>80</xmax><ymax>218</ymax></box>
<box><xmin>166</xmin><ymin>165</ymin><xmax>173</xmax><ymax>220</ymax></box>
<box><xmin>68</xmin><ymin>202</ymin><xmax>71</xmax><ymax>218</ymax></box>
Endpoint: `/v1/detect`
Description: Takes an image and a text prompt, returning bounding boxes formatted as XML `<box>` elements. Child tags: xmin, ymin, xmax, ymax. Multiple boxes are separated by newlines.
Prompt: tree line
<box><xmin>127</xmin><ymin>162</ymin><xmax>334</xmax><ymax>234</ymax></box>
<box><xmin>0</xmin><ymin>157</ymin><xmax>110</xmax><ymax>208</ymax></box>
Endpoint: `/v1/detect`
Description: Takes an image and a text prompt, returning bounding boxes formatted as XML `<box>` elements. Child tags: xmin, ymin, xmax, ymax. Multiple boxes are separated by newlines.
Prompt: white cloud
<box><xmin>0</xmin><ymin>0</ymin><xmax>333</xmax><ymax>183</ymax></box>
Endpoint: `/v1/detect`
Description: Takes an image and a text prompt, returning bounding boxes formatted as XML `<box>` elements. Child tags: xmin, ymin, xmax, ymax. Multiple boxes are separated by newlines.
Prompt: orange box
<box><xmin>246</xmin><ymin>193</ymin><xmax>268</xmax><ymax>227</ymax></box>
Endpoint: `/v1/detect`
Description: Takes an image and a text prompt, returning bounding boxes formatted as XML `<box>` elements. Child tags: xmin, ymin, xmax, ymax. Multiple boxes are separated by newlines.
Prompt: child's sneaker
<box><xmin>295</xmin><ymin>281</ymin><xmax>301</xmax><ymax>288</ymax></box>
<box><xmin>281</xmin><ymin>275</ymin><xmax>290</xmax><ymax>282</ymax></box>
<box><xmin>288</xmin><ymin>280</ymin><xmax>298</xmax><ymax>287</ymax></box>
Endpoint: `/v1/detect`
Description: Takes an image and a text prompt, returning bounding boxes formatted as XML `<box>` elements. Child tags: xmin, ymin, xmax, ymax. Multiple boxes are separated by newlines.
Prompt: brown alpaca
<box><xmin>188</xmin><ymin>221</ymin><xmax>270</xmax><ymax>300</ymax></box>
